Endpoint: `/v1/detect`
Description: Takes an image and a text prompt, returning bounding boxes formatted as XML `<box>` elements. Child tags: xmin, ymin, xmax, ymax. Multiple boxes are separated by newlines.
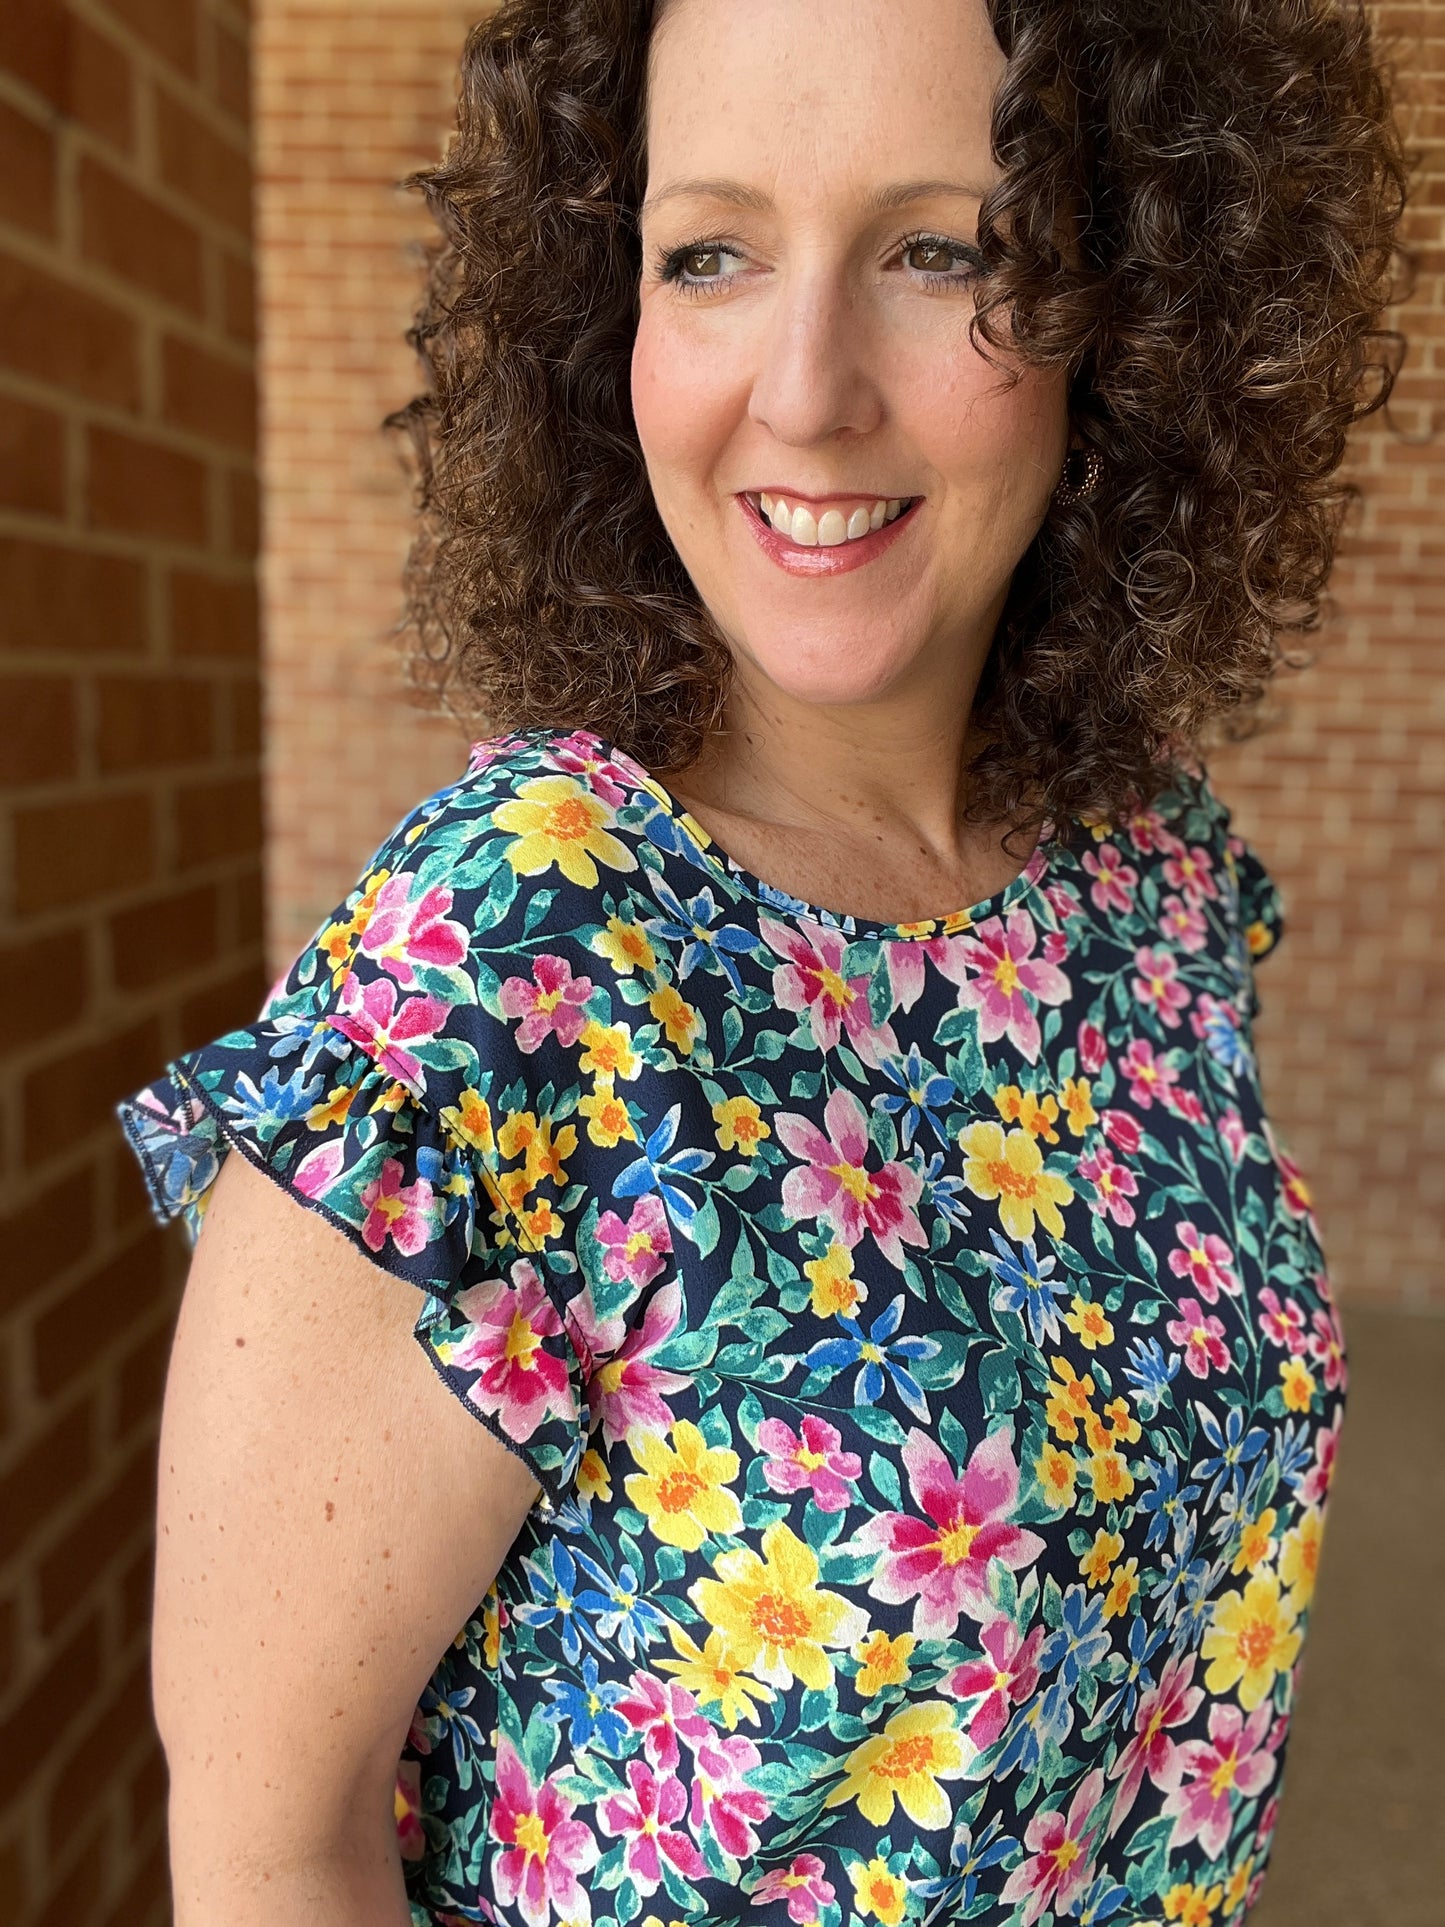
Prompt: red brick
<box><xmin>0</xmin><ymin>247</ymin><xmax>142</xmax><ymax>411</ymax></box>
<box><xmin>95</xmin><ymin>672</ymin><xmax>214</xmax><ymax>773</ymax></box>
<box><xmin>104</xmin><ymin>0</ymin><xmax>198</xmax><ymax>78</ymax></box>
<box><xmin>117</xmin><ymin>1310</ymin><xmax>176</xmax><ymax>1437</ymax></box>
<box><xmin>221</xmin><ymin>248</ymin><xmax>257</xmax><ymax>344</ymax></box>
<box><xmin>226</xmin><ymin>465</ymin><xmax>260</xmax><ymax>557</ymax></box>
<box><xmin>12</xmin><ymin>790</ymin><xmax>153</xmax><ymax>915</ymax></box>
<box><xmin>168</xmin><ymin>566</ymin><xmax>257</xmax><ymax>658</ymax></box>
<box><xmin>67</xmin><ymin>16</ymin><xmax>135</xmax><ymax>152</ymax></box>
<box><xmin>22</xmin><ymin>1017</ymin><xmax>163</xmax><ymax>1168</ymax></box>
<box><xmin>234</xmin><ymin>863</ymin><xmax>264</xmax><ymax>946</ymax></box>
<box><xmin>0</xmin><ymin>1593</ymin><xmax>17</xmax><ymax>1702</ymax></box>
<box><xmin>123</xmin><ymin>1732</ymin><xmax>167</xmax><ymax>1842</ymax></box>
<box><xmin>43</xmin><ymin>1654</ymin><xmax>153</xmax><ymax>1862</ymax></box>
<box><xmin>0</xmin><ymin>0</ymin><xmax>68</xmax><ymax>109</ymax></box>
<box><xmin>0</xmin><ymin>1165</ymin><xmax>96</xmax><ymax>1315</ymax></box>
<box><xmin>109</xmin><ymin>881</ymin><xmax>220</xmax><ymax>991</ymax></box>
<box><xmin>224</xmin><ymin>671</ymin><xmax>262</xmax><ymax>756</ymax></box>
<box><xmin>36</xmin><ymin>1444</ymin><xmax>155</xmax><ymax>1635</ymax></box>
<box><xmin>0</xmin><ymin>674</ymin><xmax>75</xmax><ymax>786</ymax></box>
<box><xmin>178</xmin><ymin>957</ymin><xmax>267</xmax><ymax>1050</ymax></box>
<box><xmin>86</xmin><ymin>425</ymin><xmax>209</xmax><ymax>546</ymax></box>
<box><xmin>155</xmin><ymin>85</ymin><xmax>251</xmax><ymax>235</ymax></box>
<box><xmin>0</xmin><ymin>929</ymin><xmax>88</xmax><ymax>1056</ymax></box>
<box><xmin>117</xmin><ymin>1535</ymin><xmax>155</xmax><ymax>1648</ymax></box>
<box><xmin>174</xmin><ymin>773</ymin><xmax>263</xmax><ymax>869</ymax></box>
<box><xmin>0</xmin><ymin>536</ymin><xmax>148</xmax><ymax>657</ymax></box>
<box><xmin>213</xmin><ymin>16</ymin><xmax>251</xmax><ymax>124</ymax></box>
<box><xmin>0</xmin><ymin>94</ymin><xmax>57</xmax><ymax>236</ymax></box>
<box><xmin>0</xmin><ymin>391</ymin><xmax>64</xmax><ymax>518</ymax></box>
<box><xmin>0</xmin><ymin>1402</ymin><xmax>94</xmax><ymax>1570</ymax></box>
<box><xmin>78</xmin><ymin>155</ymin><xmax>205</xmax><ymax>318</ymax></box>
<box><xmin>32</xmin><ymin>1820</ymin><xmax>108</xmax><ymax>1927</ymax></box>
<box><xmin>162</xmin><ymin>334</ymin><xmax>256</xmax><ymax>451</ymax></box>
<box><xmin>101</xmin><ymin>1827</ymin><xmax>167</xmax><ymax>1927</ymax></box>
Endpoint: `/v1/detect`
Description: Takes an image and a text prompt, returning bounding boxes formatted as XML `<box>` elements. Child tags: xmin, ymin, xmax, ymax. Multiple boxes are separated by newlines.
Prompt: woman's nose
<box><xmin>746</xmin><ymin>272</ymin><xmax>885</xmax><ymax>448</ymax></box>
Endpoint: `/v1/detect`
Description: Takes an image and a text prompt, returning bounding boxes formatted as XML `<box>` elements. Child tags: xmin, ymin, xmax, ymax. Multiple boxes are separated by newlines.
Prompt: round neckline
<box><xmin>551</xmin><ymin>727</ymin><xmax>1061</xmax><ymax>943</ymax></box>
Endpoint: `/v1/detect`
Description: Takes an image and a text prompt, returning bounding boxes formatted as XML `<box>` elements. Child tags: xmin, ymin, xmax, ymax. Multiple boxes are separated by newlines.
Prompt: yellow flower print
<box><xmin>1080</xmin><ymin>1529</ymin><xmax>1123</xmax><ymax>1588</ymax></box>
<box><xmin>626</xmin><ymin>1421</ymin><xmax>742</xmax><ymax>1552</ymax></box>
<box><xmin>369</xmin><ymin>1080</ymin><xmax>411</xmax><ymax>1115</ymax></box>
<box><xmin>1226</xmin><ymin>1857</ymin><xmax>1255</xmax><ymax>1912</ymax></box>
<box><xmin>1059</xmin><ymin>1075</ymin><xmax>1099</xmax><ymax>1137</ymax></box>
<box><xmin>493</xmin><ymin>773</ymin><xmax>638</xmax><ymax>887</ymax></box>
<box><xmin>1231</xmin><ymin>1507</ymin><xmax>1278</xmax><ymax>1576</ymax></box>
<box><xmin>825</xmin><ymin>1700</ymin><xmax>969</xmax><ymax>1829</ymax></box>
<box><xmin>1089</xmin><ymin>1448</ymin><xmax>1135</xmax><ymax>1505</ymax></box>
<box><xmin>577</xmin><ymin>1448</ymin><xmax>612</xmax><ymax>1507</ymax></box>
<box><xmin>957</xmin><ymin>1120</ymin><xmax>1074</xmax><ymax>1242</ymax></box>
<box><xmin>1036</xmin><ymin>1442</ymin><xmax>1077</xmax><ymax>1508</ymax></box>
<box><xmin>805</xmin><ymin>1244</ymin><xmax>866</xmax><ymax>1319</ymax></box>
<box><xmin>849</xmin><ymin>1858</ymin><xmax>909</xmax><ymax>1927</ymax></box>
<box><xmin>1103</xmin><ymin>1557</ymin><xmax>1139</xmax><ymax>1621</ymax></box>
<box><xmin>578</xmin><ymin>1018</ymin><xmax>639</xmax><ymax>1082</ymax></box>
<box><xmin>481</xmin><ymin>1585</ymin><xmax>503</xmax><ymax>1669</ymax></box>
<box><xmin>1201</xmin><ymin>1571</ymin><xmax>1302</xmax><ymax>1710</ymax></box>
<box><xmin>317</xmin><ymin>866</ymin><xmax>389</xmax><ymax>978</ymax></box>
<box><xmin>1045</xmin><ymin>1356</ymin><xmax>1096</xmax><ymax>1442</ymax></box>
<box><xmin>1279</xmin><ymin>1508</ymin><xmax>1325</xmax><ymax>1607</ymax></box>
<box><xmin>1164</xmin><ymin>1879</ymin><xmax>1225</xmax><ymax>1927</ymax></box>
<box><xmin>647</xmin><ymin>984</ymin><xmax>701</xmax><ymax>1055</ymax></box>
<box><xmin>994</xmin><ymin>1085</ymin><xmax>1060</xmax><ymax>1142</ymax></box>
<box><xmin>657</xmin><ymin>1622</ymin><xmax>774</xmax><ymax>1729</ymax></box>
<box><xmin>712</xmin><ymin>1094</ymin><xmax>771</xmax><ymax>1157</ymax></box>
<box><xmin>516</xmin><ymin>1196</ymin><xmax>564</xmax><ymax>1244</ymax></box>
<box><xmin>690</xmin><ymin>1520</ymin><xmax>866</xmax><ymax>1690</ymax></box>
<box><xmin>1246</xmin><ymin>918</ymin><xmax>1275</xmax><ymax>957</ymax></box>
<box><xmin>592</xmin><ymin>914</ymin><xmax>658</xmax><ymax>976</ymax></box>
<box><xmin>852</xmin><ymin>1629</ymin><xmax>915</xmax><ymax>1698</ymax></box>
<box><xmin>439</xmin><ymin>1087</ymin><xmax>495</xmax><ymax>1157</ymax></box>
<box><xmin>1086</xmin><ymin>1395</ymin><xmax>1142</xmax><ymax>1451</ymax></box>
<box><xmin>1064</xmin><ymin>1294</ymin><xmax>1114</xmax><ymax>1351</ymax></box>
<box><xmin>307</xmin><ymin>1082</ymin><xmax>360</xmax><ymax>1131</ymax></box>
<box><xmin>1280</xmin><ymin>1357</ymin><xmax>1317</xmax><ymax>1412</ymax></box>
<box><xmin>578</xmin><ymin>1080</ymin><xmax>637</xmax><ymax>1148</ymax></box>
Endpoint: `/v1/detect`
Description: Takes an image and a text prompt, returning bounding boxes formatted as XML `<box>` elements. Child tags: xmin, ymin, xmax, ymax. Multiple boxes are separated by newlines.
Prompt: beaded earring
<box><xmin>1052</xmin><ymin>448</ymin><xmax>1104</xmax><ymax>508</ymax></box>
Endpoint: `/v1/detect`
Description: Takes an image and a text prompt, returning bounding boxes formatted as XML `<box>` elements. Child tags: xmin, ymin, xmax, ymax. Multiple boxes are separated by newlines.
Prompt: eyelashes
<box><xmin>651</xmin><ymin>231</ymin><xmax>986</xmax><ymax>300</ymax></box>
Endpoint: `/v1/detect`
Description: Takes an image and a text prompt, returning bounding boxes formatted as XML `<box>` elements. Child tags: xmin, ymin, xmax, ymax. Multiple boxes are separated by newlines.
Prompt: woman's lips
<box><xmin>737</xmin><ymin>492</ymin><xmax>924</xmax><ymax>577</ymax></box>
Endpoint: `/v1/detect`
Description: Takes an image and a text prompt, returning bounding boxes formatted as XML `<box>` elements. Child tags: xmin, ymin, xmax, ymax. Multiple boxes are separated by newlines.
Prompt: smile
<box><xmin>738</xmin><ymin>490</ymin><xmax>924</xmax><ymax>577</ymax></box>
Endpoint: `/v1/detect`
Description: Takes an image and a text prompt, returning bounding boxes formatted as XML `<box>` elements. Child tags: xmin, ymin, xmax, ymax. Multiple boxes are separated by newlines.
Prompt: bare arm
<box><xmin>154</xmin><ymin>1151</ymin><xmax>541</xmax><ymax>1925</ymax></box>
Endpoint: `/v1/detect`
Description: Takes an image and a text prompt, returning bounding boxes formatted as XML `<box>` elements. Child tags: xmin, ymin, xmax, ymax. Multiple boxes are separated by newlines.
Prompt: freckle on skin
<box><xmin>325</xmin><ymin>1501</ymin><xmax>335</xmax><ymax>1521</ymax></box>
<box><xmin>235</xmin><ymin>1336</ymin><xmax>245</xmax><ymax>1347</ymax></box>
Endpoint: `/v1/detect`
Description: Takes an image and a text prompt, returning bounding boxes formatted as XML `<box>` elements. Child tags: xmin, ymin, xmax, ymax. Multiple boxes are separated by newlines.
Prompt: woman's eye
<box><xmin>659</xmin><ymin>242</ymin><xmax>744</xmax><ymax>296</ymax></box>
<box><xmin>902</xmin><ymin>236</ymin><xmax>977</xmax><ymax>280</ymax></box>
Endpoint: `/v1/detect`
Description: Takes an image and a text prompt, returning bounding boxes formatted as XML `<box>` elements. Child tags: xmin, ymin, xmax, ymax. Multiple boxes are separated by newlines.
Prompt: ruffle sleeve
<box><xmin>1195</xmin><ymin>769</ymin><xmax>1288</xmax><ymax>1024</ymax></box>
<box><xmin>116</xmin><ymin>770</ymin><xmax>612</xmax><ymax>1515</ymax></box>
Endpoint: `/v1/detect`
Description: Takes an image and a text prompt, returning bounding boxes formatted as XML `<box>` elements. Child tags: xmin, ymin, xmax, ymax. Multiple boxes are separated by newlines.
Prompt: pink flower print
<box><xmin>499</xmin><ymin>953</ymin><xmax>594</xmax><ymax>1053</ymax></box>
<box><xmin>882</xmin><ymin>929</ymin><xmax>966</xmax><ymax>1012</ymax></box>
<box><xmin>1307</xmin><ymin>1298</ymin><xmax>1348</xmax><ymax>1392</ymax></box>
<box><xmin>595</xmin><ymin>1193</ymin><xmax>673</xmax><ymax>1290</ymax></box>
<box><xmin>449</xmin><ymin>1262</ymin><xmax>575</xmax><ymax>1440</ymax></box>
<box><xmin>1266</xmin><ymin>1120</ymin><xmax>1321</xmax><ymax>1237</ymax></box>
<box><xmin>998</xmin><ymin>1766</ymin><xmax>1105</xmax><ymax>1927</ymax></box>
<box><xmin>394</xmin><ymin>1758</ymin><xmax>425</xmax><ymax>1861</ymax></box>
<box><xmin>356</xmin><ymin>873</ymin><xmax>468</xmax><ymax>985</ymax></box>
<box><xmin>1132</xmin><ymin>946</ymin><xmax>1191</xmax><ymax>1028</ymax></box>
<box><xmin>758</xmin><ymin>1414</ymin><xmax>862</xmax><ymax>1512</ymax></box>
<box><xmin>581</xmin><ymin>1280</ymin><xmax>690</xmax><ymax>1448</ymax></box>
<box><xmin>1044</xmin><ymin>879</ymin><xmax>1085</xmax><ymax>924</ymax></box>
<box><xmin>1123</xmin><ymin>805</ymin><xmax>1185</xmax><ymax>857</ymax></box>
<box><xmin>358</xmin><ymin>1156</ymin><xmax>438</xmax><ymax>1256</ymax></box>
<box><xmin>762</xmin><ymin>917</ymin><xmax>899</xmax><ymax>1065</ymax></box>
<box><xmin>1163</xmin><ymin>1700</ymin><xmax>1278</xmax><ymax>1861</ymax></box>
<box><xmin>854</xmin><ymin>1427</ymin><xmax>1045</xmax><ymax>1640</ymax></box>
<box><xmin>490</xmin><ymin>1738</ymin><xmax>598</xmax><ymax>1927</ymax></box>
<box><xmin>775</xmin><ymin>1086</ymin><xmax>925</xmax><ymax>1269</ymax></box>
<box><xmin>1258</xmin><ymin>1286</ymin><xmax>1309</xmax><ymax>1353</ymax></box>
<box><xmin>1106</xmin><ymin>1651</ymin><xmax>1204</xmax><ymax>1834</ymax></box>
<box><xmin>946</xmin><ymin>1617</ymin><xmax>1045</xmax><ymax>1749</ymax></box>
<box><xmin>1160</xmin><ymin>891</ymin><xmax>1208</xmax><ymax>952</ymax></box>
<box><xmin>334</xmin><ymin>974</ymin><xmax>448</xmax><ymax>1088</ymax></box>
<box><xmin>1120</xmin><ymin>1038</ymin><xmax>1179</xmax><ymax>1109</ymax></box>
<box><xmin>1168</xmin><ymin>1221</ymin><xmax>1241</xmax><ymax>1303</ymax></box>
<box><xmin>1297</xmin><ymin>1407</ymin><xmax>1342</xmax><ymax>1507</ymax></box>
<box><xmin>614</xmin><ymin>1672</ymin><xmax>712</xmax><ymax>1775</ymax></box>
<box><xmin>691</xmin><ymin>1729</ymin><xmax>767</xmax><ymax>1858</ymax></box>
<box><xmin>1042</xmin><ymin>928</ymin><xmax>1069</xmax><ymax>965</ymax></box>
<box><xmin>1079</xmin><ymin>1147</ymin><xmax>1139</xmax><ymax>1228</ymax></box>
<box><xmin>1162</xmin><ymin>842</ymin><xmax>1219</xmax><ymax>906</ymax></box>
<box><xmin>1217</xmin><ymin>1106</ymin><xmax>1249</xmax><ymax>1162</ymax></box>
<box><xmin>293</xmin><ymin>1137</ymin><xmax>346</xmax><ymax>1200</ymax></box>
<box><xmin>1169</xmin><ymin>1087</ymin><xmax>1207</xmax><ymax>1126</ymax></box>
<box><xmin>598</xmin><ymin>1758</ymin><xmax>705</xmax><ymax>1895</ymax></box>
<box><xmin>1081</xmin><ymin>840</ymin><xmax>1139</xmax><ymax>914</ymax></box>
<box><xmin>751</xmin><ymin>1853</ymin><xmax>836</xmax><ymax>1922</ymax></box>
<box><xmin>1168</xmin><ymin>1297</ymin><xmax>1230</xmax><ymax>1378</ymax></box>
<box><xmin>1077</xmin><ymin>1020</ymin><xmax>1108</xmax><ymax>1075</ymax></box>
<box><xmin>955</xmin><ymin>907</ymin><xmax>1071</xmax><ymax>1064</ymax></box>
<box><xmin>550</xmin><ymin>729</ymin><xmax>634</xmax><ymax>807</ymax></box>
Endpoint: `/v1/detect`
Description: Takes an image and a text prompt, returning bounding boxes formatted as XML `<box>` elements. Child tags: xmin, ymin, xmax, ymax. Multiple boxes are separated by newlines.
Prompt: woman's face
<box><xmin>632</xmin><ymin>0</ymin><xmax>1070</xmax><ymax>717</ymax></box>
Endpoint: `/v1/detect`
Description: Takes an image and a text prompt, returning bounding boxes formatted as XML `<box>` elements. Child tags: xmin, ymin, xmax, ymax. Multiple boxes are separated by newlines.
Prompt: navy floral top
<box><xmin>119</xmin><ymin>725</ymin><xmax>1343</xmax><ymax>1927</ymax></box>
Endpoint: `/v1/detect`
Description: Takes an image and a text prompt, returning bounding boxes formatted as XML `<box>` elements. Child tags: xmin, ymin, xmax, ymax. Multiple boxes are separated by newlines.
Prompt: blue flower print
<box><xmin>983</xmin><ymin>1229</ymin><xmax>1069</xmax><ymax>1346</ymax></box>
<box><xmin>804</xmin><ymin>1293</ymin><xmax>940</xmax><ymax>1421</ymax></box>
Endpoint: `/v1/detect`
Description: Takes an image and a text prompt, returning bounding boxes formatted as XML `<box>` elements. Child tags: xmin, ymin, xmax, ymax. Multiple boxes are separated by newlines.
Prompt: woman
<box><xmin>119</xmin><ymin>0</ymin><xmax>1404</xmax><ymax>1921</ymax></box>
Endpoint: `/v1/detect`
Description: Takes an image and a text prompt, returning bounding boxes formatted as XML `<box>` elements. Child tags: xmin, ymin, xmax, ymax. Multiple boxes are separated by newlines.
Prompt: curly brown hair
<box><xmin>384</xmin><ymin>0</ymin><xmax>1410</xmax><ymax>839</ymax></box>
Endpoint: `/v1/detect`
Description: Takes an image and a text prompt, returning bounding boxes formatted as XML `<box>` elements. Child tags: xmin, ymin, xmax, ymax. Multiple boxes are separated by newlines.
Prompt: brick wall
<box><xmin>257</xmin><ymin>0</ymin><xmax>483</xmax><ymax>972</ymax></box>
<box><xmin>1209</xmin><ymin>2</ymin><xmax>1445</xmax><ymax>1312</ymax></box>
<box><xmin>0</xmin><ymin>0</ymin><xmax>262</xmax><ymax>1919</ymax></box>
<box><xmin>256</xmin><ymin>0</ymin><xmax>1443</xmax><ymax>1311</ymax></box>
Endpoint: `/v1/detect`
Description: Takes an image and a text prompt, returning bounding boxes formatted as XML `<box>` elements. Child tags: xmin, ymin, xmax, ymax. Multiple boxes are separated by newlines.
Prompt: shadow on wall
<box><xmin>1249</xmin><ymin>1305</ymin><xmax>1444</xmax><ymax>1927</ymax></box>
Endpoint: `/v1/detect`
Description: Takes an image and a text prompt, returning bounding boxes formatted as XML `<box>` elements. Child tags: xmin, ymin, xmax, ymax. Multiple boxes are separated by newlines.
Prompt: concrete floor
<box><xmin>1249</xmin><ymin>1306</ymin><xmax>1444</xmax><ymax>1927</ymax></box>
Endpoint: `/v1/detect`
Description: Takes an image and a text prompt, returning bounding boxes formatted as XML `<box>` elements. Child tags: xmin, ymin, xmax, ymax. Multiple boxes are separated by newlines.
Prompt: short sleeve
<box><xmin>116</xmin><ymin>761</ymin><xmax>632</xmax><ymax>1516</ymax></box>
<box><xmin>1193</xmin><ymin>768</ymin><xmax>1288</xmax><ymax>1022</ymax></box>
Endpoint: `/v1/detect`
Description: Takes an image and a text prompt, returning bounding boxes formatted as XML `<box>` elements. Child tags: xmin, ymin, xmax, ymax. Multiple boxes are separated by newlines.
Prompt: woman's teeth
<box><xmin>755</xmin><ymin>493</ymin><xmax>910</xmax><ymax>547</ymax></box>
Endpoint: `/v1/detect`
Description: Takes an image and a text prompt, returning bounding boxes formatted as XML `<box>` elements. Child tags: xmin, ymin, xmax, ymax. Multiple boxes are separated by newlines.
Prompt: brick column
<box><xmin>1210</xmin><ymin>2</ymin><xmax>1445</xmax><ymax>1311</ymax></box>
<box><xmin>0</xmin><ymin>0</ymin><xmax>261</xmax><ymax>1919</ymax></box>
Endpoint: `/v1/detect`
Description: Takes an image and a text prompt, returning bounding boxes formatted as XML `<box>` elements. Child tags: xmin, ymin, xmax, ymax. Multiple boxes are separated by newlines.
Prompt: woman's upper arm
<box><xmin>154</xmin><ymin>1148</ymin><xmax>539</xmax><ymax>1874</ymax></box>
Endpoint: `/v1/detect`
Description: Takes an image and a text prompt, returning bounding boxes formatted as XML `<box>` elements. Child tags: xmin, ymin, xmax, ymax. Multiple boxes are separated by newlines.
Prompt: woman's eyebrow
<box><xmin>640</xmin><ymin>176</ymin><xmax>991</xmax><ymax>217</ymax></box>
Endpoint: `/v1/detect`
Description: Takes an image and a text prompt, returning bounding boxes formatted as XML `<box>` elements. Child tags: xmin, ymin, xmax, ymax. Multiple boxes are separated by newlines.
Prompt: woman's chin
<box><xmin>735</xmin><ymin>633</ymin><xmax>930</xmax><ymax>712</ymax></box>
